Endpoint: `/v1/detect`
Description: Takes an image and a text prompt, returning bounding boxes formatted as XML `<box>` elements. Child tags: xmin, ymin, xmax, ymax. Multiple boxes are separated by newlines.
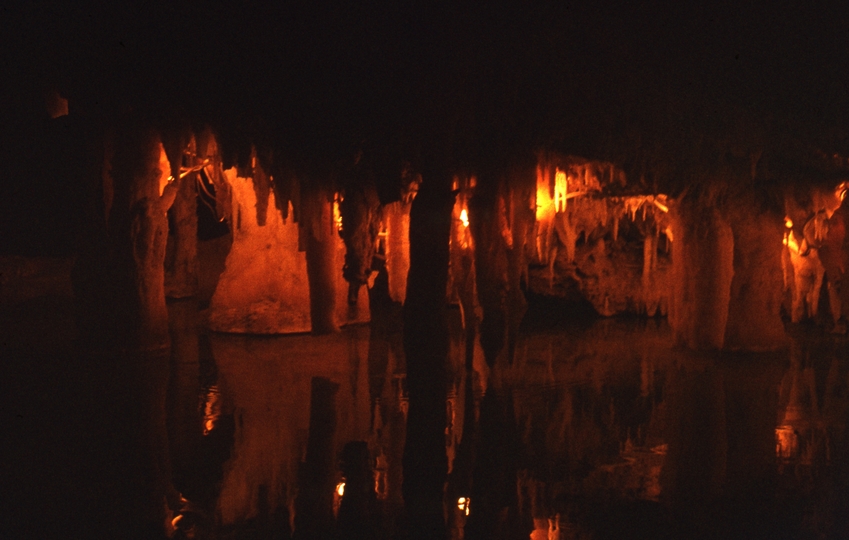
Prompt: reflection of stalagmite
<box><xmin>208</xmin><ymin>168</ymin><xmax>312</xmax><ymax>334</ymax></box>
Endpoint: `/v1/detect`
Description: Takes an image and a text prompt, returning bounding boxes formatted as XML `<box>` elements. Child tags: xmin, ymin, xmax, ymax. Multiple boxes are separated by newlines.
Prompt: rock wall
<box><xmin>208</xmin><ymin>168</ymin><xmax>312</xmax><ymax>334</ymax></box>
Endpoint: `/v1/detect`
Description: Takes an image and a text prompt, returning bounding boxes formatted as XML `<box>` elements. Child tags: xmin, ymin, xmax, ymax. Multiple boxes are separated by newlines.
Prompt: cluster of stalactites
<box><xmin>532</xmin><ymin>157</ymin><xmax>671</xmax><ymax>267</ymax></box>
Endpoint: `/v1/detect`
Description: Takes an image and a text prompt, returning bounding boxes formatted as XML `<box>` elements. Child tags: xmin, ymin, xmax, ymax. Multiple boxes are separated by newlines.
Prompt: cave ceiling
<box><xmin>3</xmin><ymin>1</ymin><xmax>849</xmax><ymax>195</ymax></box>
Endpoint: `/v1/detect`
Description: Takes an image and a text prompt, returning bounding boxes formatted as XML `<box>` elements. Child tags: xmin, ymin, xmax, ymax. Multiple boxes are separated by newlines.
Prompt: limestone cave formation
<box><xmin>3</xmin><ymin>2</ymin><xmax>849</xmax><ymax>539</ymax></box>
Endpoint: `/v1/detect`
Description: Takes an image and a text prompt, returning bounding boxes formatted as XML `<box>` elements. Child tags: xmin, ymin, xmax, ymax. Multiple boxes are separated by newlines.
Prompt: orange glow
<box><xmin>535</xmin><ymin>166</ymin><xmax>554</xmax><ymax>221</ymax></box>
<box><xmin>457</xmin><ymin>497</ymin><xmax>470</xmax><ymax>516</ymax></box>
<box><xmin>333</xmin><ymin>194</ymin><xmax>343</xmax><ymax>232</ymax></box>
<box><xmin>203</xmin><ymin>385</ymin><xmax>222</xmax><ymax>435</ymax></box>
<box><xmin>336</xmin><ymin>482</ymin><xmax>345</xmax><ymax>497</ymax></box>
<box><xmin>775</xmin><ymin>425</ymin><xmax>798</xmax><ymax>459</ymax></box>
<box><xmin>159</xmin><ymin>143</ymin><xmax>173</xmax><ymax>196</ymax></box>
<box><xmin>554</xmin><ymin>169</ymin><xmax>568</xmax><ymax>213</ymax></box>
<box><xmin>459</xmin><ymin>209</ymin><xmax>469</xmax><ymax>228</ymax></box>
<box><xmin>837</xmin><ymin>182</ymin><xmax>848</xmax><ymax>201</ymax></box>
<box><xmin>785</xmin><ymin>217</ymin><xmax>793</xmax><ymax>228</ymax></box>
<box><xmin>784</xmin><ymin>230</ymin><xmax>800</xmax><ymax>253</ymax></box>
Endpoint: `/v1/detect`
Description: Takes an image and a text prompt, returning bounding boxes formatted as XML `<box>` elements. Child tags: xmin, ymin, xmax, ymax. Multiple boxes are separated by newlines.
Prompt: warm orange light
<box><xmin>775</xmin><ymin>425</ymin><xmax>798</xmax><ymax>458</ymax></box>
<box><xmin>159</xmin><ymin>143</ymin><xmax>173</xmax><ymax>196</ymax></box>
<box><xmin>459</xmin><ymin>209</ymin><xmax>469</xmax><ymax>228</ymax></box>
<box><xmin>336</xmin><ymin>482</ymin><xmax>345</xmax><ymax>497</ymax></box>
<box><xmin>554</xmin><ymin>170</ymin><xmax>567</xmax><ymax>213</ymax></box>
<box><xmin>535</xmin><ymin>166</ymin><xmax>554</xmax><ymax>221</ymax></box>
<box><xmin>785</xmin><ymin>217</ymin><xmax>793</xmax><ymax>228</ymax></box>
<box><xmin>784</xmin><ymin>230</ymin><xmax>800</xmax><ymax>253</ymax></box>
<box><xmin>653</xmin><ymin>199</ymin><xmax>669</xmax><ymax>213</ymax></box>
<box><xmin>333</xmin><ymin>194</ymin><xmax>343</xmax><ymax>232</ymax></box>
<box><xmin>457</xmin><ymin>497</ymin><xmax>469</xmax><ymax>516</ymax></box>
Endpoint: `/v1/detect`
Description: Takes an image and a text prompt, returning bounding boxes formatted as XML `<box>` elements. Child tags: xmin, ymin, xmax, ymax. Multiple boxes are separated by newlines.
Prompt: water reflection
<box><xmin>165</xmin><ymin>302</ymin><xmax>849</xmax><ymax>539</ymax></box>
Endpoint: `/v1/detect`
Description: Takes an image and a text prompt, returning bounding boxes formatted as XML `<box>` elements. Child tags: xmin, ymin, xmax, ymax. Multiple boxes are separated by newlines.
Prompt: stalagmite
<box><xmin>208</xmin><ymin>168</ymin><xmax>312</xmax><ymax>334</ymax></box>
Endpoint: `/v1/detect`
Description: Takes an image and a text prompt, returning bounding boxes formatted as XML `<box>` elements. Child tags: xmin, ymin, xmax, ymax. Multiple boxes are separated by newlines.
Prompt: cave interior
<box><xmin>3</xmin><ymin>2</ymin><xmax>849</xmax><ymax>539</ymax></box>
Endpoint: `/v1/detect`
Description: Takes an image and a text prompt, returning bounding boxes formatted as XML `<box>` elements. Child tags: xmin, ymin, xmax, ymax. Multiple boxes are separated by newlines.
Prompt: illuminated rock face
<box><xmin>384</xmin><ymin>200</ymin><xmax>411</xmax><ymax>304</ymax></box>
<box><xmin>783</xmin><ymin>186</ymin><xmax>848</xmax><ymax>326</ymax></box>
<box><xmin>208</xmin><ymin>170</ymin><xmax>368</xmax><ymax>334</ymax></box>
<box><xmin>208</xmin><ymin>169</ymin><xmax>312</xmax><ymax>334</ymax></box>
<box><xmin>529</xmin><ymin>160</ymin><xmax>671</xmax><ymax>317</ymax></box>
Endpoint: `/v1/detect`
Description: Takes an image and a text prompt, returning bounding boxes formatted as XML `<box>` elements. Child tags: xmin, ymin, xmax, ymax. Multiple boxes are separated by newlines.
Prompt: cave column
<box><xmin>165</xmin><ymin>169</ymin><xmax>199</xmax><ymax>299</ymax></box>
<box><xmin>300</xmin><ymin>181</ymin><xmax>339</xmax><ymax>334</ymax></box>
<box><xmin>669</xmin><ymin>194</ymin><xmax>735</xmax><ymax>350</ymax></box>
<box><xmin>402</xmin><ymin>168</ymin><xmax>454</xmax><ymax>540</ymax></box>
<box><xmin>723</xmin><ymin>196</ymin><xmax>787</xmax><ymax>350</ymax></box>
<box><xmin>72</xmin><ymin>118</ymin><xmax>178</xmax><ymax>537</ymax></box>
